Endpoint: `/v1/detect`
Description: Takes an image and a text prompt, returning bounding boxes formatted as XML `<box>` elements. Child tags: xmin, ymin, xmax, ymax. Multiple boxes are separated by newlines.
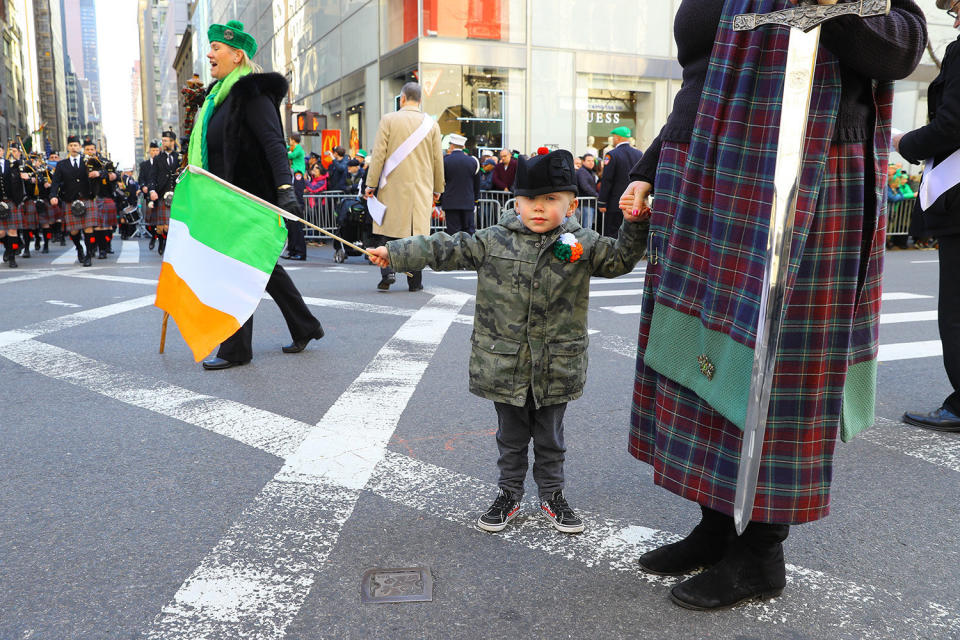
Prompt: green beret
<box><xmin>209</xmin><ymin>20</ymin><xmax>257</xmax><ymax>59</ymax></box>
<box><xmin>610</xmin><ymin>126</ymin><xmax>632</xmax><ymax>138</ymax></box>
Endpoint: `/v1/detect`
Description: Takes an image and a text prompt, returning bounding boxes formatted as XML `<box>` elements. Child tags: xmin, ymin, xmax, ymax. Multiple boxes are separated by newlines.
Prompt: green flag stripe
<box><xmin>171</xmin><ymin>171</ymin><xmax>287</xmax><ymax>274</ymax></box>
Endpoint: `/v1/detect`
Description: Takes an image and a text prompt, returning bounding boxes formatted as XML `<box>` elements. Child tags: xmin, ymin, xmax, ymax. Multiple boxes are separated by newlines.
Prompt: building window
<box><xmin>422</xmin><ymin>0</ymin><xmax>524</xmax><ymax>43</ymax></box>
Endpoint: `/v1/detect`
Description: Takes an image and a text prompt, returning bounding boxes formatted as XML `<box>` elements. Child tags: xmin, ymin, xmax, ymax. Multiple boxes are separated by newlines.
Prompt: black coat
<box><xmin>50</xmin><ymin>156</ymin><xmax>94</xmax><ymax>202</ymax></box>
<box><xmin>0</xmin><ymin>158</ymin><xmax>24</xmax><ymax>203</ymax></box>
<box><xmin>441</xmin><ymin>150</ymin><xmax>481</xmax><ymax>210</ymax></box>
<box><xmin>900</xmin><ymin>35</ymin><xmax>960</xmax><ymax>237</ymax></box>
<box><xmin>205</xmin><ymin>72</ymin><xmax>292</xmax><ymax>204</ymax></box>
<box><xmin>153</xmin><ymin>151</ymin><xmax>178</xmax><ymax>194</ymax></box>
<box><xmin>598</xmin><ymin>143</ymin><xmax>643</xmax><ymax>208</ymax></box>
<box><xmin>139</xmin><ymin>158</ymin><xmax>155</xmax><ymax>195</ymax></box>
<box><xmin>575</xmin><ymin>166</ymin><xmax>598</xmax><ymax>198</ymax></box>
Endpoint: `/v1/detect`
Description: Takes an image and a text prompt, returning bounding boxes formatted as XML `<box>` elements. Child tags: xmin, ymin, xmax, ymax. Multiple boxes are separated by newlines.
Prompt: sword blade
<box><xmin>733</xmin><ymin>25</ymin><xmax>821</xmax><ymax>536</ymax></box>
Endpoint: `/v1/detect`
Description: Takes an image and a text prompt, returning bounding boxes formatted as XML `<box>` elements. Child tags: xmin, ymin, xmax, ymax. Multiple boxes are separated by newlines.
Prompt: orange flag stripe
<box><xmin>155</xmin><ymin>262</ymin><xmax>242</xmax><ymax>361</ymax></box>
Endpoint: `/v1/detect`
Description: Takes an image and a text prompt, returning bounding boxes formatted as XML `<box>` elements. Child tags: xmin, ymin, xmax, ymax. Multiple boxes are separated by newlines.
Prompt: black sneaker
<box><xmin>477</xmin><ymin>489</ymin><xmax>520</xmax><ymax>532</ymax></box>
<box><xmin>539</xmin><ymin>490</ymin><xmax>584</xmax><ymax>534</ymax></box>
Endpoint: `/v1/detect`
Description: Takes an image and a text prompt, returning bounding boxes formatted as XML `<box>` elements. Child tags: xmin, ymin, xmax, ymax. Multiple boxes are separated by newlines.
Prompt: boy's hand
<box><xmin>369</xmin><ymin>246</ymin><xmax>390</xmax><ymax>268</ymax></box>
<box><xmin>619</xmin><ymin>180</ymin><xmax>652</xmax><ymax>221</ymax></box>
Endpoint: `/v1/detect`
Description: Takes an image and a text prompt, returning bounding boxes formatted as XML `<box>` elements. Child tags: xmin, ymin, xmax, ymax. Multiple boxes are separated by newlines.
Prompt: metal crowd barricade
<box><xmin>301</xmin><ymin>192</ymin><xmax>359</xmax><ymax>239</ymax></box>
<box><xmin>886</xmin><ymin>198</ymin><xmax>915</xmax><ymax>238</ymax></box>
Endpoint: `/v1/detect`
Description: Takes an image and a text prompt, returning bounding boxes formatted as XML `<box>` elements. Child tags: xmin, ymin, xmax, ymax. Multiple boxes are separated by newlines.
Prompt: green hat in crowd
<box><xmin>208</xmin><ymin>20</ymin><xmax>258</xmax><ymax>59</ymax></box>
<box><xmin>610</xmin><ymin>126</ymin><xmax>632</xmax><ymax>138</ymax></box>
<box><xmin>357</xmin><ymin>149</ymin><xmax>368</xmax><ymax>158</ymax></box>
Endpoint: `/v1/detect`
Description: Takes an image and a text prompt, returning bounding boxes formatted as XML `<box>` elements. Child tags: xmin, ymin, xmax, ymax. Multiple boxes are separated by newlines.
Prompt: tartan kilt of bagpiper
<box><xmin>2</xmin><ymin>200</ymin><xmax>25</xmax><ymax>229</ymax></box>
<box><xmin>20</xmin><ymin>200</ymin><xmax>40</xmax><ymax>228</ymax></box>
<box><xmin>62</xmin><ymin>198</ymin><xmax>97</xmax><ymax>233</ymax></box>
<box><xmin>143</xmin><ymin>199</ymin><xmax>158</xmax><ymax>225</ymax></box>
<box><xmin>153</xmin><ymin>199</ymin><xmax>171</xmax><ymax>226</ymax></box>
<box><xmin>96</xmin><ymin>197</ymin><xmax>117</xmax><ymax>227</ymax></box>
<box><xmin>36</xmin><ymin>199</ymin><xmax>57</xmax><ymax>225</ymax></box>
<box><xmin>628</xmin><ymin>140</ymin><xmax>882</xmax><ymax>526</ymax></box>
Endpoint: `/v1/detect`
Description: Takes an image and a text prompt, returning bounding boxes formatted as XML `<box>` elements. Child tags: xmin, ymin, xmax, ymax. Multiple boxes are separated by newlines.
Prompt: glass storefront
<box><xmin>421</xmin><ymin>63</ymin><xmax>524</xmax><ymax>154</ymax></box>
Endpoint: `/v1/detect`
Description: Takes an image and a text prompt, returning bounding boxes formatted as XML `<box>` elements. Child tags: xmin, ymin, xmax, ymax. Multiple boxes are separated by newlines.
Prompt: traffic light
<box><xmin>296</xmin><ymin>111</ymin><xmax>324</xmax><ymax>135</ymax></box>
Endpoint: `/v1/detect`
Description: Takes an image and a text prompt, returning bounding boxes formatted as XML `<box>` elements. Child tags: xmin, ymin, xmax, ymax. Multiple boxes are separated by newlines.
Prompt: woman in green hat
<box><xmin>191</xmin><ymin>20</ymin><xmax>325</xmax><ymax>370</ymax></box>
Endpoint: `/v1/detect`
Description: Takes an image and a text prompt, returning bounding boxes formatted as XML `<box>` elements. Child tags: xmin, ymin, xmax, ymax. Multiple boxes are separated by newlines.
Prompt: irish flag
<box><xmin>155</xmin><ymin>166</ymin><xmax>287</xmax><ymax>361</ymax></box>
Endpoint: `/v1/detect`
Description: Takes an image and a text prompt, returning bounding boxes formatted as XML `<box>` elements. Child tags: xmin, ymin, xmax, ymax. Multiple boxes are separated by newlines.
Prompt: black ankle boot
<box><xmin>669</xmin><ymin>521</ymin><xmax>789</xmax><ymax>611</ymax></box>
<box><xmin>21</xmin><ymin>234</ymin><xmax>31</xmax><ymax>258</ymax></box>
<box><xmin>6</xmin><ymin>238</ymin><xmax>19</xmax><ymax>268</ymax></box>
<box><xmin>638</xmin><ymin>506</ymin><xmax>735</xmax><ymax>576</ymax></box>
<box><xmin>158</xmin><ymin>235</ymin><xmax>166</xmax><ymax>255</ymax></box>
<box><xmin>35</xmin><ymin>232</ymin><xmax>41</xmax><ymax>250</ymax></box>
<box><xmin>42</xmin><ymin>233</ymin><xmax>50</xmax><ymax>254</ymax></box>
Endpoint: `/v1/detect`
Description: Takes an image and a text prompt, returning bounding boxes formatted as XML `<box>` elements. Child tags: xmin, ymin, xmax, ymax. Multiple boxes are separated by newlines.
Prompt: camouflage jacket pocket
<box><xmin>470</xmin><ymin>333</ymin><xmax>523</xmax><ymax>394</ymax></box>
<box><xmin>544</xmin><ymin>337</ymin><xmax>588</xmax><ymax>397</ymax></box>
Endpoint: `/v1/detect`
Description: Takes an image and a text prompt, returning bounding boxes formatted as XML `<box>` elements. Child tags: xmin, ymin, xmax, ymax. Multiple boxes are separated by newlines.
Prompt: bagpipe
<box><xmin>21</xmin><ymin>155</ymin><xmax>53</xmax><ymax>217</ymax></box>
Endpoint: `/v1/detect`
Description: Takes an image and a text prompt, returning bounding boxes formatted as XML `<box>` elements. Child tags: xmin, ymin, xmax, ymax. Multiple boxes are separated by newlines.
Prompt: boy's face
<box><xmin>516</xmin><ymin>192</ymin><xmax>578</xmax><ymax>234</ymax></box>
<box><xmin>348</xmin><ymin>166</ymin><xmax>359</xmax><ymax>174</ymax></box>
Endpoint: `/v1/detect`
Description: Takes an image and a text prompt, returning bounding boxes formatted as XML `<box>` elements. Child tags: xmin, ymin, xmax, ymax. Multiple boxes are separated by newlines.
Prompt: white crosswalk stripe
<box><xmin>116</xmin><ymin>240</ymin><xmax>140</xmax><ymax>263</ymax></box>
<box><xmin>52</xmin><ymin>246</ymin><xmax>78</xmax><ymax>265</ymax></box>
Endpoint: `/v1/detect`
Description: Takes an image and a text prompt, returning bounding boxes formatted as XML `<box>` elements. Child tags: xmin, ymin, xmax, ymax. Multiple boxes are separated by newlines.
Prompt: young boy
<box><xmin>369</xmin><ymin>149</ymin><xmax>648</xmax><ymax>533</ymax></box>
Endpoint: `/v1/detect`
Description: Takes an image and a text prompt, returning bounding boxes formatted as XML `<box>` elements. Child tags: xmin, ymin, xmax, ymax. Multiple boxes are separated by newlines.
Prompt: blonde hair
<box><xmin>237</xmin><ymin>49</ymin><xmax>262</xmax><ymax>74</ymax></box>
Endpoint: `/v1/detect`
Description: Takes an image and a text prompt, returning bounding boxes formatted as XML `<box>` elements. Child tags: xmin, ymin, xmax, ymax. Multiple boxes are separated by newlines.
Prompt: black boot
<box><xmin>158</xmin><ymin>233</ymin><xmax>166</xmax><ymax>255</ymax></box>
<box><xmin>637</xmin><ymin>505</ymin><xmax>735</xmax><ymax>575</ymax></box>
<box><xmin>56</xmin><ymin>223</ymin><xmax>66</xmax><ymax>246</ymax></box>
<box><xmin>20</xmin><ymin>232</ymin><xmax>31</xmax><ymax>258</ymax></box>
<box><xmin>669</xmin><ymin>521</ymin><xmax>789</xmax><ymax>611</ymax></box>
<box><xmin>84</xmin><ymin>234</ymin><xmax>96</xmax><ymax>267</ymax></box>
<box><xmin>35</xmin><ymin>231</ymin><xmax>41</xmax><ymax>250</ymax></box>
<box><xmin>6</xmin><ymin>237</ymin><xmax>19</xmax><ymax>268</ymax></box>
<box><xmin>95</xmin><ymin>230</ymin><xmax>107</xmax><ymax>259</ymax></box>
<box><xmin>407</xmin><ymin>270</ymin><xmax>423</xmax><ymax>292</ymax></box>
<box><xmin>148</xmin><ymin>226</ymin><xmax>156</xmax><ymax>250</ymax></box>
<box><xmin>106</xmin><ymin>230</ymin><xmax>114</xmax><ymax>253</ymax></box>
<box><xmin>42</xmin><ymin>230</ymin><xmax>50</xmax><ymax>254</ymax></box>
<box><xmin>71</xmin><ymin>233</ymin><xmax>84</xmax><ymax>262</ymax></box>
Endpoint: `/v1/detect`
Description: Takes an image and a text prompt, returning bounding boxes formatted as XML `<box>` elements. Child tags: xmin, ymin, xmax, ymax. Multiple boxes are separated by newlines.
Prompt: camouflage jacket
<box><xmin>387</xmin><ymin>211</ymin><xmax>648</xmax><ymax>408</ymax></box>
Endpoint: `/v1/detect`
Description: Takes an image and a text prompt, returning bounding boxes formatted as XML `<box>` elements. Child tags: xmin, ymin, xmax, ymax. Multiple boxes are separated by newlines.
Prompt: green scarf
<box><xmin>188</xmin><ymin>66</ymin><xmax>252</xmax><ymax>169</ymax></box>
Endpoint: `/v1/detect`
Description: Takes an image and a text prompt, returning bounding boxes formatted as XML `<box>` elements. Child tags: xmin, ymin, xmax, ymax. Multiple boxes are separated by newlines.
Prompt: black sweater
<box><xmin>632</xmin><ymin>0</ymin><xmax>928</xmax><ymax>185</ymax></box>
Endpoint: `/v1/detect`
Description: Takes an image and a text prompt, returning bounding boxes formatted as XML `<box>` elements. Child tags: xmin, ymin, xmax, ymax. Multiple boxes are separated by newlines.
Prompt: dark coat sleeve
<box><xmin>630</xmin><ymin>133</ymin><xmax>662</xmax><ymax>187</ymax></box>
<box><xmin>900</xmin><ymin>40</ymin><xmax>960</xmax><ymax>164</ymax></box>
<box><xmin>598</xmin><ymin>151</ymin><xmax>617</xmax><ymax>206</ymax></box>
<box><xmin>48</xmin><ymin>161</ymin><xmax>64</xmax><ymax>200</ymax></box>
<box><xmin>819</xmin><ymin>0</ymin><xmax>927</xmax><ymax>81</ymax></box>
<box><xmin>472</xmin><ymin>159</ymin><xmax>481</xmax><ymax>203</ymax></box>
<box><xmin>245</xmin><ymin>93</ymin><xmax>293</xmax><ymax>189</ymax></box>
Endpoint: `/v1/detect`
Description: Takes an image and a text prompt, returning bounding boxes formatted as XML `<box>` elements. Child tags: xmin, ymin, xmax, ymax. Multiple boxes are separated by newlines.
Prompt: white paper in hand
<box><xmin>367</xmin><ymin>195</ymin><xmax>386</xmax><ymax>225</ymax></box>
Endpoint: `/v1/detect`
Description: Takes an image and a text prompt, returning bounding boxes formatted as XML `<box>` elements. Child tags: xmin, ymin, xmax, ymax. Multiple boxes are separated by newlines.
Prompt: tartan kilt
<box><xmin>154</xmin><ymin>199</ymin><xmax>171</xmax><ymax>226</ymax></box>
<box><xmin>62</xmin><ymin>199</ymin><xmax>96</xmax><ymax>233</ymax></box>
<box><xmin>97</xmin><ymin>197</ymin><xmax>117</xmax><ymax>227</ymax></box>
<box><xmin>1</xmin><ymin>200</ymin><xmax>25</xmax><ymax>229</ymax></box>
<box><xmin>38</xmin><ymin>200</ymin><xmax>57</xmax><ymax>225</ymax></box>
<box><xmin>143</xmin><ymin>200</ymin><xmax>158</xmax><ymax>225</ymax></box>
<box><xmin>628</xmin><ymin>141</ymin><xmax>880</xmax><ymax>525</ymax></box>
<box><xmin>20</xmin><ymin>200</ymin><xmax>40</xmax><ymax>228</ymax></box>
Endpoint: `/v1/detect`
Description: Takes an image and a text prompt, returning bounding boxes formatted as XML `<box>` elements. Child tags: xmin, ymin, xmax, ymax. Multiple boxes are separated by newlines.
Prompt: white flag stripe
<box><xmin>164</xmin><ymin>219</ymin><xmax>270</xmax><ymax>322</ymax></box>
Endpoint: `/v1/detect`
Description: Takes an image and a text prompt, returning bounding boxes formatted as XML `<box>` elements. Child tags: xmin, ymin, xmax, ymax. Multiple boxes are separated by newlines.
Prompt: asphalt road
<box><xmin>0</xmin><ymin>239</ymin><xmax>957</xmax><ymax>640</ymax></box>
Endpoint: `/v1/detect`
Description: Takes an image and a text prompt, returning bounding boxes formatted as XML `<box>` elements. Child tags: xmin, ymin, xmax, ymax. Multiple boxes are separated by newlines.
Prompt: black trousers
<box><xmin>285</xmin><ymin>218</ymin><xmax>306</xmax><ymax>256</ymax></box>
<box><xmin>373</xmin><ymin>233</ymin><xmax>421</xmax><ymax>288</ymax></box>
<box><xmin>493</xmin><ymin>393</ymin><xmax>568</xmax><ymax>501</ymax></box>
<box><xmin>444</xmin><ymin>209</ymin><xmax>476</xmax><ymax>235</ymax></box>
<box><xmin>216</xmin><ymin>263</ymin><xmax>321</xmax><ymax>363</ymax></box>
<box><xmin>939</xmin><ymin>235</ymin><xmax>960</xmax><ymax>413</ymax></box>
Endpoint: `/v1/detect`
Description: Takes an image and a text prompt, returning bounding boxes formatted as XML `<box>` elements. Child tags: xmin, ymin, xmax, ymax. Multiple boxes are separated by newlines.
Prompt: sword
<box><xmin>731</xmin><ymin>0</ymin><xmax>890</xmax><ymax>535</ymax></box>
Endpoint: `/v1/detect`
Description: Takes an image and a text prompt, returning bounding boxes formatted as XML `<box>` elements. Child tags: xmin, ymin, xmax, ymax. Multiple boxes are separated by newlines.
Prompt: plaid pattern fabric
<box><xmin>628</xmin><ymin>0</ymin><xmax>896</xmax><ymax>524</ymax></box>
<box><xmin>143</xmin><ymin>200</ymin><xmax>158</xmax><ymax>225</ymax></box>
<box><xmin>96</xmin><ymin>197</ymin><xmax>117</xmax><ymax>227</ymax></box>
<box><xmin>21</xmin><ymin>200</ymin><xmax>40</xmax><ymax>228</ymax></box>
<box><xmin>62</xmin><ymin>199</ymin><xmax>96</xmax><ymax>234</ymax></box>
<box><xmin>154</xmin><ymin>200</ymin><xmax>171</xmax><ymax>226</ymax></box>
<box><xmin>2</xmin><ymin>201</ymin><xmax>25</xmax><ymax>229</ymax></box>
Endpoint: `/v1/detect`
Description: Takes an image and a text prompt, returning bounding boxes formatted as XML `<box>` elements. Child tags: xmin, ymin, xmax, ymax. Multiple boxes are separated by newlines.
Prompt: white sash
<box><xmin>368</xmin><ymin>113</ymin><xmax>434</xmax><ymax>225</ymax></box>
<box><xmin>919</xmin><ymin>147</ymin><xmax>960</xmax><ymax>211</ymax></box>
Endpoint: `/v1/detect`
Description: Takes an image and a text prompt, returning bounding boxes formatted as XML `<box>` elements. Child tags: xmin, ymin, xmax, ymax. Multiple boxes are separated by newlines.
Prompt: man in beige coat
<box><xmin>365</xmin><ymin>82</ymin><xmax>444</xmax><ymax>291</ymax></box>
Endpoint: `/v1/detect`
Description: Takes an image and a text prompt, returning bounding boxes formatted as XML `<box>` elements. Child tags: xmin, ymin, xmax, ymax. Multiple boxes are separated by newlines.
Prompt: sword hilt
<box><xmin>734</xmin><ymin>0</ymin><xmax>891</xmax><ymax>33</ymax></box>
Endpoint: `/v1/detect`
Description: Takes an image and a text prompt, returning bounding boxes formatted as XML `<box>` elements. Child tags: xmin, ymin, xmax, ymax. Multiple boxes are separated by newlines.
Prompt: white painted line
<box><xmin>62</xmin><ymin>272</ymin><xmax>158</xmax><ymax>286</ymax></box>
<box><xmin>0</xmin><ymin>295</ymin><xmax>156</xmax><ymax>347</ymax></box>
<box><xmin>368</xmin><ymin>452</ymin><xmax>960</xmax><ymax>639</ymax></box>
<box><xmin>597</xmin><ymin>334</ymin><xmax>636</xmax><ymax>359</ymax></box>
<box><xmin>52</xmin><ymin>246</ymin><xmax>79</xmax><ymax>264</ymax></box>
<box><xmin>883</xmin><ymin>292</ymin><xmax>934</xmax><ymax>301</ymax></box>
<box><xmin>45</xmin><ymin>300</ymin><xmax>81</xmax><ymax>308</ymax></box>
<box><xmin>862</xmin><ymin>417</ymin><xmax>960</xmax><ymax>475</ymax></box>
<box><xmin>145</xmin><ymin>291</ymin><xmax>470</xmax><ymax>639</ymax></box>
<box><xmin>0</xmin><ymin>271</ymin><xmax>58</xmax><ymax>285</ymax></box>
<box><xmin>454</xmin><ymin>275</ymin><xmax>478</xmax><ymax>280</ymax></box>
<box><xmin>880</xmin><ymin>310</ymin><xmax>938</xmax><ymax>324</ymax></box>
<box><xmin>589</xmin><ymin>289</ymin><xmax>643</xmax><ymax>298</ymax></box>
<box><xmin>878</xmin><ymin>340</ymin><xmax>942</xmax><ymax>362</ymax></box>
<box><xmin>910</xmin><ymin>260</ymin><xmax>939</xmax><ymax>264</ymax></box>
<box><xmin>117</xmin><ymin>240</ymin><xmax>140</xmax><ymax>263</ymax></box>
<box><xmin>592</xmin><ymin>277</ymin><xmax>645</xmax><ymax>285</ymax></box>
<box><xmin>600</xmin><ymin>305</ymin><xmax>643</xmax><ymax>315</ymax></box>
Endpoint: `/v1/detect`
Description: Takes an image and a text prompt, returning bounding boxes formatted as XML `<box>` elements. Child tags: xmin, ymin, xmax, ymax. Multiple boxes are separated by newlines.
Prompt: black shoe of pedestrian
<box><xmin>669</xmin><ymin>522</ymin><xmax>788</xmax><ymax>611</ymax></box>
<box><xmin>408</xmin><ymin>285</ymin><xmax>424</xmax><ymax>292</ymax></box>
<box><xmin>377</xmin><ymin>275</ymin><xmax>396</xmax><ymax>291</ymax></box>
<box><xmin>282</xmin><ymin>325</ymin><xmax>325</xmax><ymax>353</ymax></box>
<box><xmin>638</xmin><ymin>506</ymin><xmax>735</xmax><ymax>575</ymax></box>
<box><xmin>477</xmin><ymin>489</ymin><xmax>521</xmax><ymax>533</ymax></box>
<box><xmin>35</xmin><ymin>237</ymin><xmax>41</xmax><ymax>250</ymax></box>
<box><xmin>149</xmin><ymin>237</ymin><xmax>156</xmax><ymax>250</ymax></box>
<box><xmin>7</xmin><ymin>255</ymin><xmax>17</xmax><ymax>268</ymax></box>
<box><xmin>903</xmin><ymin>406</ymin><xmax>960</xmax><ymax>433</ymax></box>
<box><xmin>2</xmin><ymin>248</ymin><xmax>9</xmax><ymax>263</ymax></box>
<box><xmin>539</xmin><ymin>490</ymin><xmax>584</xmax><ymax>534</ymax></box>
<box><xmin>158</xmin><ymin>237</ymin><xmax>166</xmax><ymax>255</ymax></box>
<box><xmin>201</xmin><ymin>356</ymin><xmax>249</xmax><ymax>370</ymax></box>
<box><xmin>21</xmin><ymin>245</ymin><xmax>30</xmax><ymax>258</ymax></box>
<box><xmin>281</xmin><ymin>253</ymin><xmax>306</xmax><ymax>261</ymax></box>
<box><xmin>82</xmin><ymin>251</ymin><xmax>92</xmax><ymax>267</ymax></box>
<box><xmin>98</xmin><ymin>249</ymin><xmax>107</xmax><ymax>259</ymax></box>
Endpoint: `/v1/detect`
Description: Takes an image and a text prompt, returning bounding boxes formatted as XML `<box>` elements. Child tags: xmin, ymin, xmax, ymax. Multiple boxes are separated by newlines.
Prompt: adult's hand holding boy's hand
<box><xmin>369</xmin><ymin>246</ymin><xmax>390</xmax><ymax>268</ymax></box>
<box><xmin>620</xmin><ymin>180</ymin><xmax>652</xmax><ymax>220</ymax></box>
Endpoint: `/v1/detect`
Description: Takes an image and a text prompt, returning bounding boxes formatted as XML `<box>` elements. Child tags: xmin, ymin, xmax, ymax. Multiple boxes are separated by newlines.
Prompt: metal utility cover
<box><xmin>360</xmin><ymin>566</ymin><xmax>433</xmax><ymax>604</ymax></box>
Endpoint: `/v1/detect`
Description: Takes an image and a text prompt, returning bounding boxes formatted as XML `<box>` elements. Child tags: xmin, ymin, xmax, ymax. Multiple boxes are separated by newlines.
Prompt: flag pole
<box><xmin>159</xmin><ymin>312</ymin><xmax>169</xmax><ymax>354</ymax></box>
<box><xmin>187</xmin><ymin>165</ymin><xmax>408</xmax><ymax>272</ymax></box>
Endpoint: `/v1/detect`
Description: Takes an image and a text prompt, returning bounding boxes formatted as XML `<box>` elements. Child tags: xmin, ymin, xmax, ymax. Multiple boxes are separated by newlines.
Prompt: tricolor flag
<box><xmin>155</xmin><ymin>167</ymin><xmax>287</xmax><ymax>361</ymax></box>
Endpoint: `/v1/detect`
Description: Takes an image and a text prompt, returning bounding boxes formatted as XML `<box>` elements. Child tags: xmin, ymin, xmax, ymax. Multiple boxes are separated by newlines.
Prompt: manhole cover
<box><xmin>360</xmin><ymin>566</ymin><xmax>433</xmax><ymax>604</ymax></box>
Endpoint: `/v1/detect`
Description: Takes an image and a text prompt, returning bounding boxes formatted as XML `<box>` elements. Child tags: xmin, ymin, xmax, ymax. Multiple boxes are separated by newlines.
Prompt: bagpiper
<box><xmin>49</xmin><ymin>134</ymin><xmax>97</xmax><ymax>266</ymax></box>
<box><xmin>82</xmin><ymin>137</ymin><xmax>119</xmax><ymax>259</ymax></box>
<box><xmin>140</xmin><ymin>140</ymin><xmax>160</xmax><ymax>250</ymax></box>
<box><xmin>0</xmin><ymin>140</ymin><xmax>26</xmax><ymax>268</ymax></box>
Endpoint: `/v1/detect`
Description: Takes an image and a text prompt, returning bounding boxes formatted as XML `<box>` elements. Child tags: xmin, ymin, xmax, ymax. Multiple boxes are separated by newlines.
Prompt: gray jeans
<box><xmin>493</xmin><ymin>394</ymin><xmax>567</xmax><ymax>501</ymax></box>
